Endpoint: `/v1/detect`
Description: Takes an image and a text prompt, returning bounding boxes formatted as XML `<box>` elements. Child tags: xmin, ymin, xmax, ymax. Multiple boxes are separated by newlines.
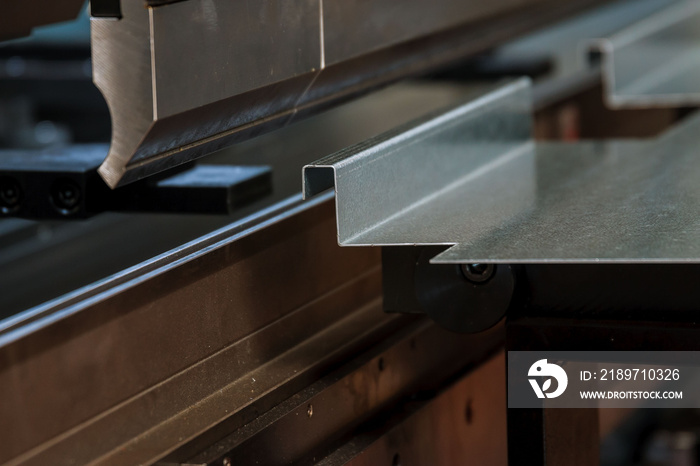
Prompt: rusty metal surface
<box><xmin>322</xmin><ymin>352</ymin><xmax>508</xmax><ymax>466</ymax></box>
<box><xmin>176</xmin><ymin>322</ymin><xmax>505</xmax><ymax>465</ymax></box>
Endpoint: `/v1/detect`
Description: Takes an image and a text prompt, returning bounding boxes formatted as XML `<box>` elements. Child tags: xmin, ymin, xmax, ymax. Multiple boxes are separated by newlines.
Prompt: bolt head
<box><xmin>460</xmin><ymin>263</ymin><xmax>496</xmax><ymax>284</ymax></box>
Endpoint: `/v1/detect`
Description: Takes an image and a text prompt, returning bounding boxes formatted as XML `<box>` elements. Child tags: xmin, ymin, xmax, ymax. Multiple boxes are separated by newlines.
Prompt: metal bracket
<box><xmin>303</xmin><ymin>77</ymin><xmax>700</xmax><ymax>264</ymax></box>
<box><xmin>303</xmin><ymin>80</ymin><xmax>533</xmax><ymax>258</ymax></box>
<box><xmin>0</xmin><ymin>145</ymin><xmax>271</xmax><ymax>219</ymax></box>
<box><xmin>589</xmin><ymin>0</ymin><xmax>700</xmax><ymax>108</ymax></box>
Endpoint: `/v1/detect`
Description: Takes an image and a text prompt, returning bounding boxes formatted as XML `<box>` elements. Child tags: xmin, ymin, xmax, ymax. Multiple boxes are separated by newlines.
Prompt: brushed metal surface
<box><xmin>91</xmin><ymin>0</ymin><xmax>154</xmax><ymax>187</ymax></box>
<box><xmin>321</xmin><ymin>0</ymin><xmax>543</xmax><ymax>65</ymax></box>
<box><xmin>303</xmin><ymin>79</ymin><xmax>534</xmax><ymax>248</ymax></box>
<box><xmin>150</xmin><ymin>0</ymin><xmax>320</xmax><ymax>119</ymax></box>
<box><xmin>91</xmin><ymin>0</ymin><xmax>610</xmax><ymax>188</ymax></box>
<box><xmin>305</xmin><ymin>79</ymin><xmax>700</xmax><ymax>263</ymax></box>
<box><xmin>432</xmin><ymin>124</ymin><xmax>700</xmax><ymax>263</ymax></box>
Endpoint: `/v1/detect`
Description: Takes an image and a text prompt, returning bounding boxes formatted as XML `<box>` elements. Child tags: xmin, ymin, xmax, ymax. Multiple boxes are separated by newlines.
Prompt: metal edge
<box><xmin>302</xmin><ymin>78</ymin><xmax>532</xmax><ymax>246</ymax></box>
<box><xmin>588</xmin><ymin>0</ymin><xmax>700</xmax><ymax>109</ymax></box>
<box><xmin>0</xmin><ymin>192</ymin><xmax>331</xmax><ymax>347</ymax></box>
